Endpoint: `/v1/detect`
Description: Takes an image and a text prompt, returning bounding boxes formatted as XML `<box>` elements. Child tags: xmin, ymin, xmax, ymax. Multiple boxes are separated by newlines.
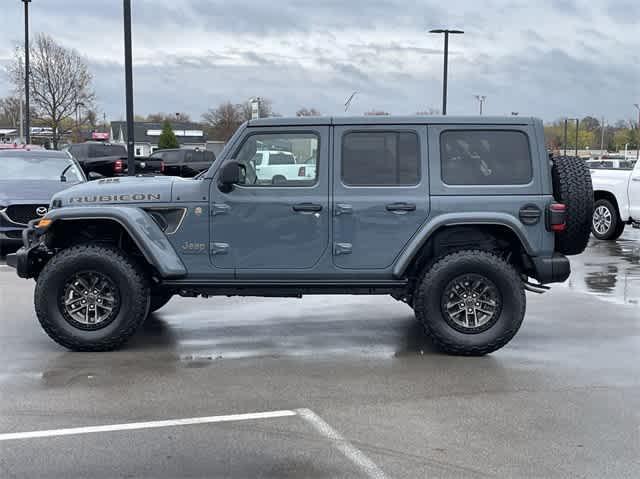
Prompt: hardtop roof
<box><xmin>247</xmin><ymin>115</ymin><xmax>535</xmax><ymax>127</ymax></box>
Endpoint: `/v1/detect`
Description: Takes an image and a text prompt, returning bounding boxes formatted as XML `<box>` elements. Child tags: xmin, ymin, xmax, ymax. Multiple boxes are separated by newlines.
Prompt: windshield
<box><xmin>0</xmin><ymin>155</ymin><xmax>85</xmax><ymax>182</ymax></box>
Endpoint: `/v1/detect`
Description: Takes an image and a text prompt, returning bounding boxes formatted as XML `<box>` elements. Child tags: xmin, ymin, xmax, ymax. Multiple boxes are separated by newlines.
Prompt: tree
<box><xmin>201</xmin><ymin>101</ymin><xmax>243</xmax><ymax>141</ymax></box>
<box><xmin>580</xmin><ymin>116</ymin><xmax>600</xmax><ymax>132</ymax></box>
<box><xmin>157</xmin><ymin>120</ymin><xmax>179</xmax><ymax>149</ymax></box>
<box><xmin>416</xmin><ymin>108</ymin><xmax>440</xmax><ymax>116</ymax></box>
<box><xmin>7</xmin><ymin>34</ymin><xmax>95</xmax><ymax>148</ymax></box>
<box><xmin>364</xmin><ymin>110</ymin><xmax>390</xmax><ymax>116</ymax></box>
<box><xmin>296</xmin><ymin>107</ymin><xmax>321</xmax><ymax>117</ymax></box>
<box><xmin>0</xmin><ymin>96</ymin><xmax>35</xmax><ymax>127</ymax></box>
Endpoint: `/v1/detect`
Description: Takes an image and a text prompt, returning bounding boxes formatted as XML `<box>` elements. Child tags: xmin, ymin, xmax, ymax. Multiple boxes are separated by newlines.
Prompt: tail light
<box><xmin>160</xmin><ymin>161</ymin><xmax>165</xmax><ymax>174</ymax></box>
<box><xmin>113</xmin><ymin>159</ymin><xmax>123</xmax><ymax>174</ymax></box>
<box><xmin>298</xmin><ymin>166</ymin><xmax>306</xmax><ymax>177</ymax></box>
<box><xmin>547</xmin><ymin>203</ymin><xmax>567</xmax><ymax>232</ymax></box>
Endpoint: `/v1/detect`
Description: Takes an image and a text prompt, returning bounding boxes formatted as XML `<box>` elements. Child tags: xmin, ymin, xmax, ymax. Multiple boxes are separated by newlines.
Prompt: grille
<box><xmin>5</xmin><ymin>204</ymin><xmax>49</xmax><ymax>225</ymax></box>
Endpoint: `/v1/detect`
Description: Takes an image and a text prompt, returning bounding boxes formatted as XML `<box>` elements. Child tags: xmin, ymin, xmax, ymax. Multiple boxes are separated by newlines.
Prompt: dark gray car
<box><xmin>7</xmin><ymin>116</ymin><xmax>593</xmax><ymax>355</ymax></box>
<box><xmin>0</xmin><ymin>150</ymin><xmax>86</xmax><ymax>255</ymax></box>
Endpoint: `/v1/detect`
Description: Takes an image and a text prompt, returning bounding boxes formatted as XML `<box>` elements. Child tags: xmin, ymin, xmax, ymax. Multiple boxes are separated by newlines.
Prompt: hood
<box><xmin>51</xmin><ymin>176</ymin><xmax>176</xmax><ymax>207</ymax></box>
<box><xmin>0</xmin><ymin>180</ymin><xmax>83</xmax><ymax>205</ymax></box>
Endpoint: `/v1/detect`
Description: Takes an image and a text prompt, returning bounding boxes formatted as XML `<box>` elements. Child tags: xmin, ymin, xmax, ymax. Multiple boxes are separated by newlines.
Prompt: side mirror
<box><xmin>218</xmin><ymin>161</ymin><xmax>242</xmax><ymax>192</ymax></box>
<box><xmin>88</xmin><ymin>171</ymin><xmax>103</xmax><ymax>181</ymax></box>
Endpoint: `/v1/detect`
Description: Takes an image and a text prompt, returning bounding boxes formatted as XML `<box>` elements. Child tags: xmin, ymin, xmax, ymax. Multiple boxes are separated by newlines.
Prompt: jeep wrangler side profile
<box><xmin>7</xmin><ymin>116</ymin><xmax>593</xmax><ymax>355</ymax></box>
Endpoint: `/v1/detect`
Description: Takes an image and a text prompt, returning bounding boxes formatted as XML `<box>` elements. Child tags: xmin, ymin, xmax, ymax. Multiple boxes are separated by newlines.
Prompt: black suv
<box><xmin>149</xmin><ymin>149</ymin><xmax>216</xmax><ymax>177</ymax></box>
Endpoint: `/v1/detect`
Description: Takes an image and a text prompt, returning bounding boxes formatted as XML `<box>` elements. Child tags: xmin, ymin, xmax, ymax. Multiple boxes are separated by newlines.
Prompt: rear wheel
<box><xmin>592</xmin><ymin>199</ymin><xmax>625</xmax><ymax>240</ymax></box>
<box><xmin>414</xmin><ymin>250</ymin><xmax>525</xmax><ymax>356</ymax></box>
<box><xmin>34</xmin><ymin>244</ymin><xmax>150</xmax><ymax>351</ymax></box>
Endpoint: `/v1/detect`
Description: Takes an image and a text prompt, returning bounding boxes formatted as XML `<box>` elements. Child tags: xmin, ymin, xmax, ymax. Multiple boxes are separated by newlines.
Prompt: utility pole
<box><xmin>123</xmin><ymin>0</ymin><xmax>135</xmax><ymax>175</ymax></box>
<box><xmin>22</xmin><ymin>0</ymin><xmax>31</xmax><ymax>144</ymax></box>
<box><xmin>634</xmin><ymin>104</ymin><xmax>640</xmax><ymax>160</ymax></box>
<box><xmin>429</xmin><ymin>29</ymin><xmax>464</xmax><ymax>115</ymax></box>
<box><xmin>563</xmin><ymin>119</ymin><xmax>568</xmax><ymax>157</ymax></box>
<box><xmin>474</xmin><ymin>95</ymin><xmax>486</xmax><ymax>115</ymax></box>
<box><xmin>600</xmin><ymin>116</ymin><xmax>605</xmax><ymax>156</ymax></box>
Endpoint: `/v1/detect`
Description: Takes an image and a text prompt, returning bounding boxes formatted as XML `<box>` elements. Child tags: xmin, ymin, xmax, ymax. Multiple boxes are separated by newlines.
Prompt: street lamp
<box><xmin>429</xmin><ymin>28</ymin><xmax>464</xmax><ymax>115</ymax></box>
<box><xmin>123</xmin><ymin>0</ymin><xmax>135</xmax><ymax>175</ymax></box>
<box><xmin>474</xmin><ymin>95</ymin><xmax>486</xmax><ymax>115</ymax></box>
<box><xmin>563</xmin><ymin>118</ymin><xmax>579</xmax><ymax>158</ymax></box>
<box><xmin>634</xmin><ymin>104</ymin><xmax>640</xmax><ymax>160</ymax></box>
<box><xmin>22</xmin><ymin>0</ymin><xmax>31</xmax><ymax>144</ymax></box>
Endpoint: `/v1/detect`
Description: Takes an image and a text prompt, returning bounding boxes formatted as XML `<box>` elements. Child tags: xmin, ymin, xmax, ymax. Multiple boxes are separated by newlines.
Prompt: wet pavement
<box><xmin>0</xmin><ymin>233</ymin><xmax>639</xmax><ymax>478</ymax></box>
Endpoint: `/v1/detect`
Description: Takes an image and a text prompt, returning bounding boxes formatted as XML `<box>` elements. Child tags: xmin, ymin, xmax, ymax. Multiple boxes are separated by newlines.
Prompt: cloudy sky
<box><xmin>0</xmin><ymin>0</ymin><xmax>639</xmax><ymax>123</ymax></box>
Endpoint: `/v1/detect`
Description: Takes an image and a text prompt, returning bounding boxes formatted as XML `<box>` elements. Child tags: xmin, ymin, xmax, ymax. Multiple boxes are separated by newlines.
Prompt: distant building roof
<box><xmin>110</xmin><ymin>121</ymin><xmax>207</xmax><ymax>145</ymax></box>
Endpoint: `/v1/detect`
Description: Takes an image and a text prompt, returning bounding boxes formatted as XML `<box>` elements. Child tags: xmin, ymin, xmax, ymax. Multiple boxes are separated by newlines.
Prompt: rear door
<box><xmin>332</xmin><ymin>125</ymin><xmax>430</xmax><ymax>270</ymax></box>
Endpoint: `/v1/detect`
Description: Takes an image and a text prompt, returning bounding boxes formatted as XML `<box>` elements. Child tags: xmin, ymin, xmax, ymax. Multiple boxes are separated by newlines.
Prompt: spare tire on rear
<box><xmin>551</xmin><ymin>156</ymin><xmax>593</xmax><ymax>255</ymax></box>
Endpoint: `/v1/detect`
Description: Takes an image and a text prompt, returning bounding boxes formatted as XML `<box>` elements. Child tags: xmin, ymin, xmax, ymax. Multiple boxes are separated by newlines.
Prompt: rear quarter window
<box><xmin>440</xmin><ymin>130</ymin><xmax>532</xmax><ymax>185</ymax></box>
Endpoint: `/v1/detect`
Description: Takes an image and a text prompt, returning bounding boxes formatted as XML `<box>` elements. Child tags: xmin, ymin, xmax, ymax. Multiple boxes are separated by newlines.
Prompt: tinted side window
<box><xmin>342</xmin><ymin>131</ymin><xmax>419</xmax><ymax>186</ymax></box>
<box><xmin>440</xmin><ymin>130</ymin><xmax>532</xmax><ymax>185</ymax></box>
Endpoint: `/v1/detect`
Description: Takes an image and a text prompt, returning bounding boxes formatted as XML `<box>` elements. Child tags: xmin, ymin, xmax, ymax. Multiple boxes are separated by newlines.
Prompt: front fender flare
<box><xmin>44</xmin><ymin>206</ymin><xmax>187</xmax><ymax>278</ymax></box>
<box><xmin>393</xmin><ymin>212</ymin><xmax>535</xmax><ymax>278</ymax></box>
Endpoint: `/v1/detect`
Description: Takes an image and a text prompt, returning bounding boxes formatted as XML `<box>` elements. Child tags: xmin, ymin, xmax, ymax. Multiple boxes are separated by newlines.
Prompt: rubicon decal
<box><xmin>69</xmin><ymin>194</ymin><xmax>162</xmax><ymax>203</ymax></box>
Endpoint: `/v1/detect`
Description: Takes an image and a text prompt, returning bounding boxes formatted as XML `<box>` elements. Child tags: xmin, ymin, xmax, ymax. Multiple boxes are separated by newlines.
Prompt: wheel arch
<box><xmin>43</xmin><ymin>206</ymin><xmax>187</xmax><ymax>279</ymax></box>
<box><xmin>394</xmin><ymin>215</ymin><xmax>534</xmax><ymax>279</ymax></box>
<box><xmin>593</xmin><ymin>190</ymin><xmax>623</xmax><ymax>221</ymax></box>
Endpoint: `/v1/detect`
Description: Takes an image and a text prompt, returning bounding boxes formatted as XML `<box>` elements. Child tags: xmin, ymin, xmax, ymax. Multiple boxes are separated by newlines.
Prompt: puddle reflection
<box><xmin>565</xmin><ymin>229</ymin><xmax>640</xmax><ymax>305</ymax></box>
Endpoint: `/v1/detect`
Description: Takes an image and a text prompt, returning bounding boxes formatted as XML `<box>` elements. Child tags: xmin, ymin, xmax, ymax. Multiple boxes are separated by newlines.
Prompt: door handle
<box><xmin>385</xmin><ymin>202</ymin><xmax>416</xmax><ymax>212</ymax></box>
<box><xmin>632</xmin><ymin>177</ymin><xmax>640</xmax><ymax>182</ymax></box>
<box><xmin>292</xmin><ymin>203</ymin><xmax>323</xmax><ymax>213</ymax></box>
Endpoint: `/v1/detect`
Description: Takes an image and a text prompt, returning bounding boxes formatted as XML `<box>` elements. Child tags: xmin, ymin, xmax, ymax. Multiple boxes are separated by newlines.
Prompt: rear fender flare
<box><xmin>44</xmin><ymin>206</ymin><xmax>187</xmax><ymax>278</ymax></box>
<box><xmin>393</xmin><ymin>212</ymin><xmax>535</xmax><ymax>278</ymax></box>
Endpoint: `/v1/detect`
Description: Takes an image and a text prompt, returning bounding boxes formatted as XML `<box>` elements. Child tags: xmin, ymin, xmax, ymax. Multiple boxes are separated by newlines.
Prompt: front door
<box><xmin>210</xmin><ymin>126</ymin><xmax>329</xmax><ymax>276</ymax></box>
<box><xmin>332</xmin><ymin>125</ymin><xmax>430</xmax><ymax>270</ymax></box>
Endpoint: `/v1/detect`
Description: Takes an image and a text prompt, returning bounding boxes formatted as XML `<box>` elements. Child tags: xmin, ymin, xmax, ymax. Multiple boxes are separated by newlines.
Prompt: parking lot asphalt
<box><xmin>1</xmin><ymin>233</ymin><xmax>639</xmax><ymax>478</ymax></box>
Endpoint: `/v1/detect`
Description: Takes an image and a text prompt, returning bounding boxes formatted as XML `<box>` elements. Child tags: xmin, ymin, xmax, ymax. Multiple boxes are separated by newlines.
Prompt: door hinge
<box><xmin>210</xmin><ymin>242</ymin><xmax>230</xmax><ymax>255</ymax></box>
<box><xmin>212</xmin><ymin>203</ymin><xmax>231</xmax><ymax>216</ymax></box>
<box><xmin>334</xmin><ymin>242</ymin><xmax>353</xmax><ymax>255</ymax></box>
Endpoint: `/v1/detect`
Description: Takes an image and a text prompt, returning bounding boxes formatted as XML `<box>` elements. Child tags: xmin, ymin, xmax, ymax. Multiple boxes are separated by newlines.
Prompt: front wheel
<box><xmin>591</xmin><ymin>199</ymin><xmax>625</xmax><ymax>240</ymax></box>
<box><xmin>34</xmin><ymin>244</ymin><xmax>150</xmax><ymax>351</ymax></box>
<box><xmin>414</xmin><ymin>250</ymin><xmax>525</xmax><ymax>356</ymax></box>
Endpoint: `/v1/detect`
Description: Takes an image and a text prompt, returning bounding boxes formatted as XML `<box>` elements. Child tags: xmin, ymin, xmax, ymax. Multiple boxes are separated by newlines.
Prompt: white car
<box><xmin>251</xmin><ymin>150</ymin><xmax>316</xmax><ymax>184</ymax></box>
<box><xmin>590</xmin><ymin>158</ymin><xmax>640</xmax><ymax>239</ymax></box>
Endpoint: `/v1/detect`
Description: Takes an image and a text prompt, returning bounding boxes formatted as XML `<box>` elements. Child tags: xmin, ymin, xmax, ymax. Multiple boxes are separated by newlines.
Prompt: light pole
<box><xmin>474</xmin><ymin>95</ymin><xmax>486</xmax><ymax>115</ymax></box>
<box><xmin>22</xmin><ymin>0</ymin><xmax>31</xmax><ymax>144</ymax></box>
<box><xmin>123</xmin><ymin>0</ymin><xmax>135</xmax><ymax>175</ymax></box>
<box><xmin>429</xmin><ymin>29</ymin><xmax>464</xmax><ymax>115</ymax></box>
<box><xmin>634</xmin><ymin>104</ymin><xmax>640</xmax><ymax>160</ymax></box>
<box><xmin>563</xmin><ymin>118</ymin><xmax>579</xmax><ymax>157</ymax></box>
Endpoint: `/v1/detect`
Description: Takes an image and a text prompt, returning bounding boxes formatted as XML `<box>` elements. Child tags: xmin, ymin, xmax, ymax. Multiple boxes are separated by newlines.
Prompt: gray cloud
<box><xmin>0</xmin><ymin>0</ymin><xmax>638</xmax><ymax>123</ymax></box>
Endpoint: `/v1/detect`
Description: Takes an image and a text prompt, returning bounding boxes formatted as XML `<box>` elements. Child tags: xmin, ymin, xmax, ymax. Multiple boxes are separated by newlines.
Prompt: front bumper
<box><xmin>530</xmin><ymin>253</ymin><xmax>570</xmax><ymax>284</ymax></box>
<box><xmin>5</xmin><ymin>220</ymin><xmax>48</xmax><ymax>279</ymax></box>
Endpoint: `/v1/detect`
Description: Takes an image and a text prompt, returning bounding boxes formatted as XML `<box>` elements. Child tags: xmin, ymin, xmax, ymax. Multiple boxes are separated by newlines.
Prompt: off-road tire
<box><xmin>414</xmin><ymin>250</ymin><xmax>526</xmax><ymax>356</ymax></box>
<box><xmin>591</xmin><ymin>199</ymin><xmax>625</xmax><ymax>240</ymax></box>
<box><xmin>34</xmin><ymin>244</ymin><xmax>150</xmax><ymax>351</ymax></box>
<box><xmin>551</xmin><ymin>156</ymin><xmax>593</xmax><ymax>255</ymax></box>
<box><xmin>149</xmin><ymin>291</ymin><xmax>173</xmax><ymax>313</ymax></box>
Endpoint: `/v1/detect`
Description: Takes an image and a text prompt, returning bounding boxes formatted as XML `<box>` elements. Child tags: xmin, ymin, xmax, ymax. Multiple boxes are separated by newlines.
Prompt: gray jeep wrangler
<box><xmin>7</xmin><ymin>116</ymin><xmax>593</xmax><ymax>355</ymax></box>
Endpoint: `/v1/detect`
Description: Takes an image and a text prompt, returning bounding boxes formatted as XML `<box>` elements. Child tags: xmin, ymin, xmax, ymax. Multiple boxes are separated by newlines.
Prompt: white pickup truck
<box><xmin>251</xmin><ymin>150</ymin><xmax>317</xmax><ymax>185</ymax></box>
<box><xmin>590</xmin><ymin>159</ymin><xmax>640</xmax><ymax>239</ymax></box>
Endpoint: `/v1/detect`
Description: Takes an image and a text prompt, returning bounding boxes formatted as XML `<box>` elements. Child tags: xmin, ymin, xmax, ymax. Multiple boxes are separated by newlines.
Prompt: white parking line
<box><xmin>297</xmin><ymin>408</ymin><xmax>389</xmax><ymax>479</ymax></box>
<box><xmin>1</xmin><ymin>407</ymin><xmax>388</xmax><ymax>478</ymax></box>
<box><xmin>0</xmin><ymin>410</ymin><xmax>297</xmax><ymax>441</ymax></box>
